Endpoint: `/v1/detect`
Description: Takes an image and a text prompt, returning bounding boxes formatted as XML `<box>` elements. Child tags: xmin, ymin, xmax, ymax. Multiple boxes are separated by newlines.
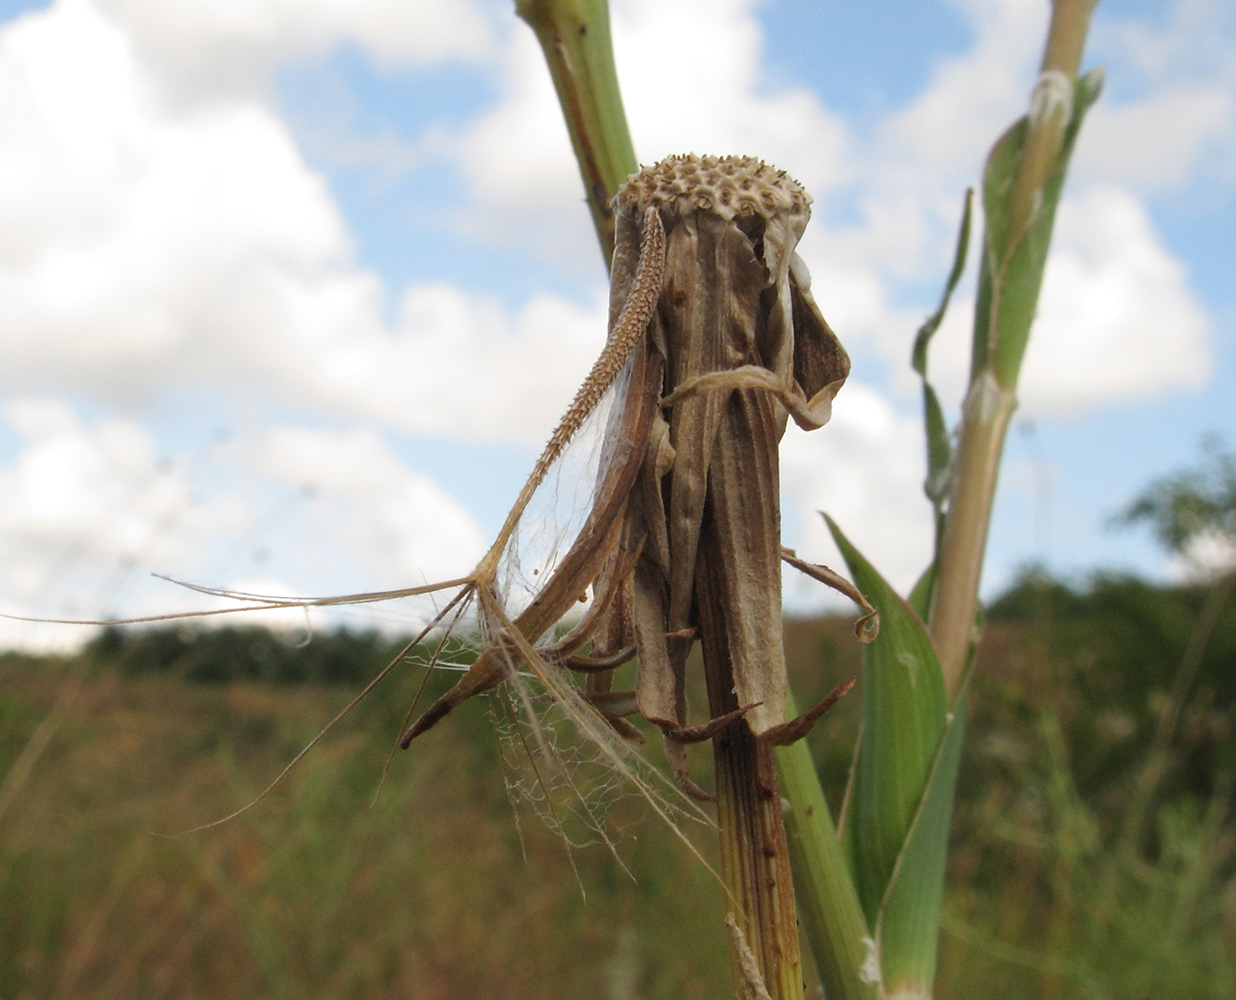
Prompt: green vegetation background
<box><xmin>1</xmin><ymin>571</ymin><xmax>1233</xmax><ymax>999</ymax></box>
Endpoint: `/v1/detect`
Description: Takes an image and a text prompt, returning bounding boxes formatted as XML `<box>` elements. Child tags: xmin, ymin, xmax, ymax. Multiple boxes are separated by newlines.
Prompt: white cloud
<box><xmin>3</xmin><ymin>0</ymin><xmax>1217</xmax><ymax>445</ymax></box>
<box><xmin>784</xmin><ymin>0</ymin><xmax>1051</xmax><ymax>389</ymax></box>
<box><xmin>0</xmin><ymin>1</ymin><xmax>353</xmax><ymax>383</ymax></box>
<box><xmin>252</xmin><ymin>424</ymin><xmax>485</xmax><ymax>586</ymax></box>
<box><xmin>780</xmin><ymin>381</ymin><xmax>933</xmax><ymax>606</ymax></box>
<box><xmin>883</xmin><ymin>0</ymin><xmax>1046</xmax><ymax>181</ymax></box>
<box><xmin>0</xmin><ymin>397</ymin><xmax>244</xmax><ymax>648</ymax></box>
<box><xmin>883</xmin><ymin>184</ymin><xmax>1215</xmax><ymax>422</ymax></box>
<box><xmin>0</xmin><ymin>397</ymin><xmax>487</xmax><ymax>649</ymax></box>
<box><xmin>798</xmin><ymin>0</ymin><xmax>1222</xmax><ymax>420</ymax></box>
<box><xmin>800</xmin><ymin>0</ymin><xmax>1227</xmax><ymax>418</ymax></box>
<box><xmin>316</xmin><ymin>283</ymin><xmax>608</xmax><ymax>445</ymax></box>
<box><xmin>453</xmin><ymin>0</ymin><xmax>852</xmax><ymax>270</ymax></box>
<box><xmin>1020</xmin><ymin>185</ymin><xmax>1211</xmax><ymax>415</ymax></box>
<box><xmin>1082</xmin><ymin>0</ymin><xmax>1236</xmax><ymax>190</ymax></box>
<box><xmin>1099</xmin><ymin>0</ymin><xmax>1236</xmax><ymax>87</ymax></box>
<box><xmin>615</xmin><ymin>0</ymin><xmax>852</xmax><ymax>194</ymax></box>
<box><xmin>0</xmin><ymin>0</ymin><xmax>609</xmax><ymax>449</ymax></box>
<box><xmin>94</xmin><ymin>0</ymin><xmax>495</xmax><ymax>106</ymax></box>
<box><xmin>0</xmin><ymin>398</ymin><xmax>242</xmax><ymax>578</ymax></box>
<box><xmin>1075</xmin><ymin>86</ymin><xmax>1233</xmax><ymax>191</ymax></box>
<box><xmin>0</xmin><ymin>0</ymin><xmax>1227</xmax><ymax>646</ymax></box>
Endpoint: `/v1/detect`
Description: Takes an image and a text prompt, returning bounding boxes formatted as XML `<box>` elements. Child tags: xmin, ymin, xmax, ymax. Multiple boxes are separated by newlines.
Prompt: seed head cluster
<box><xmin>616</xmin><ymin>154</ymin><xmax>811</xmax><ymax>223</ymax></box>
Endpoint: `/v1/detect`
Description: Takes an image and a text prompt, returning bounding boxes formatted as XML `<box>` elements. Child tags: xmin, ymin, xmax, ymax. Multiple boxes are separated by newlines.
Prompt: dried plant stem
<box><xmin>698</xmin><ymin>507</ymin><xmax>804</xmax><ymax>1000</ymax></box>
<box><xmin>514</xmin><ymin>5</ymin><xmax>842</xmax><ymax>985</ymax></box>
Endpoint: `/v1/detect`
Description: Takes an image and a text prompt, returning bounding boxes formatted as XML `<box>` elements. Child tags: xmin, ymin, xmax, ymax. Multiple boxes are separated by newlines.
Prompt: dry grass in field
<box><xmin>3</xmin><ymin>578</ymin><xmax>1233</xmax><ymax>1000</ymax></box>
<box><xmin>0</xmin><ymin>655</ymin><xmax>736</xmax><ymax>1000</ymax></box>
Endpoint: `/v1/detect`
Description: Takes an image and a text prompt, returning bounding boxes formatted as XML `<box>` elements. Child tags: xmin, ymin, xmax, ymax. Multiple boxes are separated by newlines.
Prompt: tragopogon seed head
<box><xmin>616</xmin><ymin>154</ymin><xmax>810</xmax><ymax>225</ymax></box>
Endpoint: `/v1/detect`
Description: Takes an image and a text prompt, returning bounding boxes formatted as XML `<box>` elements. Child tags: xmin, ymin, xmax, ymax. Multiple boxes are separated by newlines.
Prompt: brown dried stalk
<box><xmin>400</xmin><ymin>154</ymin><xmax>853</xmax><ymax>997</ymax></box>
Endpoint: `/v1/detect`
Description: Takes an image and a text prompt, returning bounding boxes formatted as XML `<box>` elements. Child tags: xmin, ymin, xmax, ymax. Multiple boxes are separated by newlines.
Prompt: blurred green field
<box><xmin>1</xmin><ymin>571</ymin><xmax>1233</xmax><ymax>999</ymax></box>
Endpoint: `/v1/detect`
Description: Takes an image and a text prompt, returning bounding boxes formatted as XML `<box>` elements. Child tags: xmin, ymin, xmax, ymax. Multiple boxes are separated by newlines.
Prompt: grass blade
<box><xmin>875</xmin><ymin>678</ymin><xmax>970</xmax><ymax>996</ymax></box>
<box><xmin>973</xmin><ymin>69</ymin><xmax>1105</xmax><ymax>389</ymax></box>
<box><xmin>826</xmin><ymin>517</ymin><xmax>947</xmax><ymax>930</ymax></box>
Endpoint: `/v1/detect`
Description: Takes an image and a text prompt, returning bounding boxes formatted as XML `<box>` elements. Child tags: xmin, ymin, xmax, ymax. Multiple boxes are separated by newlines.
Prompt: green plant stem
<box><xmin>777</xmin><ymin>693</ymin><xmax>877</xmax><ymax>1000</ymax></box>
<box><xmin>1004</xmin><ymin>0</ymin><xmax>1096</xmax><ymax>256</ymax></box>
<box><xmin>514</xmin><ymin>0</ymin><xmax>638</xmax><ymax>267</ymax></box>
<box><xmin>929</xmin><ymin>374</ymin><xmax>1018</xmax><ymax>699</ymax></box>
<box><xmin>1043</xmin><ymin>0</ymin><xmax>1096</xmax><ymax>76</ymax></box>
<box><xmin>930</xmin><ymin>0</ymin><xmax>1098</xmax><ymax>698</ymax></box>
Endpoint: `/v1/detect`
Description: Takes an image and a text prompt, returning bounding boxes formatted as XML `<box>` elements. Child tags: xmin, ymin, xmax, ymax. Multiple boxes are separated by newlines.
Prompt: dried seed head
<box><xmin>616</xmin><ymin>154</ymin><xmax>810</xmax><ymax>228</ymax></box>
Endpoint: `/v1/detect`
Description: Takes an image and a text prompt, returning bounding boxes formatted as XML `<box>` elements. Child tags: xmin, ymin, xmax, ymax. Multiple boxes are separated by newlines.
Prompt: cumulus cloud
<box><xmin>1076</xmin><ymin>86</ymin><xmax>1234</xmax><ymax>191</ymax></box>
<box><xmin>0</xmin><ymin>0</ymin><xmax>608</xmax><ymax>447</ymax></box>
<box><xmin>1083</xmin><ymin>0</ymin><xmax>1236</xmax><ymax>192</ymax></box>
<box><xmin>0</xmin><ymin>397</ymin><xmax>485</xmax><ymax>648</ymax></box>
<box><xmin>1020</xmin><ymin>186</ymin><xmax>1211</xmax><ymax>415</ymax></box>
<box><xmin>897</xmin><ymin>183</ymin><xmax>1214</xmax><ymax>422</ymax></box>
<box><xmin>784</xmin><ymin>0</ymin><xmax>1054</xmax><ymax>398</ymax></box>
<box><xmin>881</xmin><ymin>0</ymin><xmax>1047</xmax><ymax>182</ymax></box>
<box><xmin>315</xmin><ymin>284</ymin><xmax>608</xmax><ymax>445</ymax></box>
<box><xmin>0</xmin><ymin>1</ymin><xmax>354</xmax><ymax>386</ymax></box>
<box><xmin>94</xmin><ymin>0</ymin><xmax>495</xmax><ymax>105</ymax></box>
<box><xmin>0</xmin><ymin>397</ymin><xmax>239</xmax><ymax>648</ymax></box>
<box><xmin>251</xmin><ymin>424</ymin><xmax>485</xmax><ymax>586</ymax></box>
<box><xmin>792</xmin><ymin>0</ymin><xmax>1222</xmax><ymax>422</ymax></box>
<box><xmin>1</xmin><ymin>0</ymin><xmax>1216</xmax><ymax>436</ymax></box>
<box><xmin>780</xmin><ymin>382</ymin><xmax>933</xmax><ymax>606</ymax></box>
<box><xmin>614</xmin><ymin>0</ymin><xmax>852</xmax><ymax>194</ymax></box>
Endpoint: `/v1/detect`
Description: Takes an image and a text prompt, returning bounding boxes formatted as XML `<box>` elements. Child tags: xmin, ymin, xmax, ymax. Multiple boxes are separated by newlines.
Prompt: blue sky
<box><xmin>0</xmin><ymin>0</ymin><xmax>1232</xmax><ymax>648</ymax></box>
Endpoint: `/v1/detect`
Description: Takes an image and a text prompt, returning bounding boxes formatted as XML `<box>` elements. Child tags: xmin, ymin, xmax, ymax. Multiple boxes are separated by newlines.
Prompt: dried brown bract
<box><xmin>402</xmin><ymin>154</ymin><xmax>855</xmax><ymax>798</ymax></box>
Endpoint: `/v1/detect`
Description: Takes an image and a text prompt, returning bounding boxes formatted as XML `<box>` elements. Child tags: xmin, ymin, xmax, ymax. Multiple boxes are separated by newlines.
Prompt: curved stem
<box><xmin>515</xmin><ymin>0</ymin><xmax>639</xmax><ymax>266</ymax></box>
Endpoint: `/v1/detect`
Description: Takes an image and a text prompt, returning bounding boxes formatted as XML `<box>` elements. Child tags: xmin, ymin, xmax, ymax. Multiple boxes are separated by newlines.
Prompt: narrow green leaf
<box><xmin>911</xmin><ymin>190</ymin><xmax>972</xmax><ymax>612</ymax></box>
<box><xmin>907</xmin><ymin>565</ymin><xmax>935</xmax><ymax>622</ymax></box>
<box><xmin>825</xmin><ymin>516</ymin><xmax>947</xmax><ymax>929</ymax></box>
<box><xmin>967</xmin><ymin>225</ymin><xmax>997</xmax><ymax>384</ymax></box>
<box><xmin>778</xmin><ymin>691</ymin><xmax>878</xmax><ymax>1000</ymax></box>
<box><xmin>979</xmin><ymin>116</ymin><xmax>1028</xmax><ymax>292</ymax></box>
<box><xmin>876</xmin><ymin>681</ymin><xmax>971</xmax><ymax>995</ymax></box>
<box><xmin>911</xmin><ymin>189</ymin><xmax>972</xmax><ymax>378</ymax></box>
<box><xmin>977</xmin><ymin>70</ymin><xmax>1105</xmax><ymax>389</ymax></box>
<box><xmin>922</xmin><ymin>379</ymin><xmax>950</xmax><ymax>582</ymax></box>
<box><xmin>922</xmin><ymin>383</ymin><xmax>951</xmax><ymax>510</ymax></box>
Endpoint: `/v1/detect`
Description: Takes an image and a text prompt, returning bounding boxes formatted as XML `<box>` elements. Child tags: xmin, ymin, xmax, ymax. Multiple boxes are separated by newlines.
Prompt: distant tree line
<box><xmin>75</xmin><ymin>625</ymin><xmax>417</xmax><ymax>687</ymax></box>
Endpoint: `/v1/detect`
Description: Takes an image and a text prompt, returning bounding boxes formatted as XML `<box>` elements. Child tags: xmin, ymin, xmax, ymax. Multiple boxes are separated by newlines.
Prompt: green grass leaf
<box><xmin>912</xmin><ymin>190</ymin><xmax>973</xmax><ymax>589</ymax></box>
<box><xmin>876</xmin><ymin>682</ymin><xmax>970</xmax><ymax>996</ymax></box>
<box><xmin>826</xmin><ymin>519</ymin><xmax>976</xmax><ymax>996</ymax></box>
<box><xmin>826</xmin><ymin>517</ymin><xmax>947</xmax><ymax>930</ymax></box>
<box><xmin>973</xmin><ymin>69</ymin><xmax>1104</xmax><ymax>389</ymax></box>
